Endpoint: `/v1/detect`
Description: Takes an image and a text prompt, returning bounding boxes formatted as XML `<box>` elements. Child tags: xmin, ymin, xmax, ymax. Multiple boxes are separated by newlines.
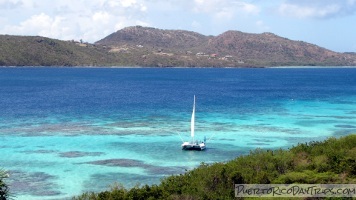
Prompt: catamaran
<box><xmin>181</xmin><ymin>95</ymin><xmax>206</xmax><ymax>151</ymax></box>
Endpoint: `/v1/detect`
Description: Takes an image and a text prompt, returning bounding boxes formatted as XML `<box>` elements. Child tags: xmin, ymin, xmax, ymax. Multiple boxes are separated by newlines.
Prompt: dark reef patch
<box><xmin>146</xmin><ymin>166</ymin><xmax>185</xmax><ymax>175</ymax></box>
<box><xmin>241</xmin><ymin>124</ymin><xmax>302</xmax><ymax>135</ymax></box>
<box><xmin>82</xmin><ymin>159</ymin><xmax>146</xmax><ymax>167</ymax></box>
<box><xmin>81</xmin><ymin>158</ymin><xmax>185</xmax><ymax>176</ymax></box>
<box><xmin>294</xmin><ymin>120</ymin><xmax>337</xmax><ymax>127</ymax></box>
<box><xmin>335</xmin><ymin>124</ymin><xmax>356</xmax><ymax>129</ymax></box>
<box><xmin>254</xmin><ymin>138</ymin><xmax>274</xmax><ymax>143</ymax></box>
<box><xmin>219</xmin><ymin>138</ymin><xmax>235</xmax><ymax>141</ymax></box>
<box><xmin>7</xmin><ymin>170</ymin><xmax>62</xmax><ymax>196</ymax></box>
<box><xmin>59</xmin><ymin>151</ymin><xmax>104</xmax><ymax>158</ymax></box>
<box><xmin>83</xmin><ymin>172</ymin><xmax>158</xmax><ymax>192</ymax></box>
<box><xmin>20</xmin><ymin>149</ymin><xmax>57</xmax><ymax>154</ymax></box>
<box><xmin>247</xmin><ymin>142</ymin><xmax>269</xmax><ymax>146</ymax></box>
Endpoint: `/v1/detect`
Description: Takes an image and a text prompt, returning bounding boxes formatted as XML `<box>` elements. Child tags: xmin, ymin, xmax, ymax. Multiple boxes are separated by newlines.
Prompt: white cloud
<box><xmin>0</xmin><ymin>16</ymin><xmax>7</xmax><ymax>25</ymax></box>
<box><xmin>0</xmin><ymin>0</ymin><xmax>22</xmax><ymax>9</ymax></box>
<box><xmin>92</xmin><ymin>11</ymin><xmax>111</xmax><ymax>24</ymax></box>
<box><xmin>256</xmin><ymin>20</ymin><xmax>270</xmax><ymax>31</ymax></box>
<box><xmin>2</xmin><ymin>13</ymin><xmax>77</xmax><ymax>39</ymax></box>
<box><xmin>3</xmin><ymin>13</ymin><xmax>51</xmax><ymax>34</ymax></box>
<box><xmin>191</xmin><ymin>20</ymin><xmax>202</xmax><ymax>29</ymax></box>
<box><xmin>193</xmin><ymin>0</ymin><xmax>260</xmax><ymax>20</ymax></box>
<box><xmin>277</xmin><ymin>0</ymin><xmax>356</xmax><ymax>19</ymax></box>
<box><xmin>278</xmin><ymin>3</ymin><xmax>340</xmax><ymax>19</ymax></box>
<box><xmin>120</xmin><ymin>0</ymin><xmax>137</xmax><ymax>8</ymax></box>
<box><xmin>0</xmin><ymin>0</ymin><xmax>261</xmax><ymax>41</ymax></box>
<box><xmin>0</xmin><ymin>0</ymin><xmax>149</xmax><ymax>42</ymax></box>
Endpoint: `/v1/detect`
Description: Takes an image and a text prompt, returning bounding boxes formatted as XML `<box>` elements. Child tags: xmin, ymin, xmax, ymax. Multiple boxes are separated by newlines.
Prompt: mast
<box><xmin>191</xmin><ymin>95</ymin><xmax>195</xmax><ymax>142</ymax></box>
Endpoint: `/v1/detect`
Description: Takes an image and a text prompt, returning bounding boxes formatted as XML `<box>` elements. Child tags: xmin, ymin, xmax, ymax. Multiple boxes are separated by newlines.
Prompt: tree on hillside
<box><xmin>0</xmin><ymin>169</ymin><xmax>9</xmax><ymax>200</ymax></box>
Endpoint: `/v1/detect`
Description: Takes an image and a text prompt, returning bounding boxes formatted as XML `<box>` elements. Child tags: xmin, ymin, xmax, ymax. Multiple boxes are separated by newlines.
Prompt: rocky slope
<box><xmin>0</xmin><ymin>35</ymin><xmax>120</xmax><ymax>66</ymax></box>
<box><xmin>96</xmin><ymin>26</ymin><xmax>356</xmax><ymax>67</ymax></box>
<box><xmin>1</xmin><ymin>26</ymin><xmax>355</xmax><ymax>67</ymax></box>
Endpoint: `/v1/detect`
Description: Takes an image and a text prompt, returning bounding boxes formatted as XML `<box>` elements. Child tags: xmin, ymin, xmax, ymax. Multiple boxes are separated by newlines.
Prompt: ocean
<box><xmin>0</xmin><ymin>67</ymin><xmax>355</xmax><ymax>199</ymax></box>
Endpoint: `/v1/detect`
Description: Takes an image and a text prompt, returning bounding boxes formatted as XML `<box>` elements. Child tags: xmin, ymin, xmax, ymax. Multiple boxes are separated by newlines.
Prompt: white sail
<box><xmin>191</xmin><ymin>95</ymin><xmax>195</xmax><ymax>139</ymax></box>
<box><xmin>181</xmin><ymin>95</ymin><xmax>206</xmax><ymax>151</ymax></box>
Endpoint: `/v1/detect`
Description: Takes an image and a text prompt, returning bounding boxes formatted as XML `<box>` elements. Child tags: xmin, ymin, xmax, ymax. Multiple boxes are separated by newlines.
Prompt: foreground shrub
<box><xmin>73</xmin><ymin>134</ymin><xmax>356</xmax><ymax>200</ymax></box>
<box><xmin>0</xmin><ymin>169</ymin><xmax>9</xmax><ymax>200</ymax></box>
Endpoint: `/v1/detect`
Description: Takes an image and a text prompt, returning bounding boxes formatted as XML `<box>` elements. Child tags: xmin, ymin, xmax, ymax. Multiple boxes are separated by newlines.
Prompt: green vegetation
<box><xmin>73</xmin><ymin>134</ymin><xmax>356</xmax><ymax>200</ymax></box>
<box><xmin>0</xmin><ymin>35</ymin><xmax>123</xmax><ymax>66</ymax></box>
<box><xmin>0</xmin><ymin>169</ymin><xmax>9</xmax><ymax>200</ymax></box>
<box><xmin>1</xmin><ymin>26</ymin><xmax>356</xmax><ymax>67</ymax></box>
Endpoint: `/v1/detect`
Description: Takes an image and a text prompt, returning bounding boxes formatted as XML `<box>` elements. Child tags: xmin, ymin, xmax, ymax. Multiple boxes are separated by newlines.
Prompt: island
<box><xmin>1</xmin><ymin>26</ymin><xmax>355</xmax><ymax>67</ymax></box>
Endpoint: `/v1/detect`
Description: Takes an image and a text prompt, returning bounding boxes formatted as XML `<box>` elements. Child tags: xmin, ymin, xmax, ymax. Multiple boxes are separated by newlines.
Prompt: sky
<box><xmin>0</xmin><ymin>0</ymin><xmax>355</xmax><ymax>52</ymax></box>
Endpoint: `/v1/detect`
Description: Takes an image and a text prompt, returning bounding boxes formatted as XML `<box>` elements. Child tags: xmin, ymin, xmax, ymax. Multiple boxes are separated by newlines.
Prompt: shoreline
<box><xmin>1</xmin><ymin>65</ymin><xmax>356</xmax><ymax>69</ymax></box>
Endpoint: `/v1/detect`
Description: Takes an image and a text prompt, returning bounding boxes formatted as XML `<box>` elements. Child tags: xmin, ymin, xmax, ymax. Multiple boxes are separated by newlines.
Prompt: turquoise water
<box><xmin>0</xmin><ymin>67</ymin><xmax>355</xmax><ymax>199</ymax></box>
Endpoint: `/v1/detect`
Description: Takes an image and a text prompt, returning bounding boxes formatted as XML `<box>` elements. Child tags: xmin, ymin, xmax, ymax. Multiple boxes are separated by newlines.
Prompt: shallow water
<box><xmin>0</xmin><ymin>67</ymin><xmax>355</xmax><ymax>199</ymax></box>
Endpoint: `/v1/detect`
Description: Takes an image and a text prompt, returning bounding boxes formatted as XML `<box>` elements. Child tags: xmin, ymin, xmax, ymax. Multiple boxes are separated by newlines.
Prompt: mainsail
<box><xmin>181</xmin><ymin>95</ymin><xmax>206</xmax><ymax>151</ymax></box>
<box><xmin>191</xmin><ymin>95</ymin><xmax>195</xmax><ymax>140</ymax></box>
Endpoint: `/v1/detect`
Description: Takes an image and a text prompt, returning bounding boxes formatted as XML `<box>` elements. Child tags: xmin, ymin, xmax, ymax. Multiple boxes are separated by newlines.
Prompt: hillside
<box><xmin>96</xmin><ymin>26</ymin><xmax>209</xmax><ymax>50</ymax></box>
<box><xmin>72</xmin><ymin>134</ymin><xmax>356</xmax><ymax>199</ymax></box>
<box><xmin>1</xmin><ymin>27</ymin><xmax>356</xmax><ymax>67</ymax></box>
<box><xmin>96</xmin><ymin>26</ymin><xmax>356</xmax><ymax>67</ymax></box>
<box><xmin>0</xmin><ymin>35</ymin><xmax>121</xmax><ymax>66</ymax></box>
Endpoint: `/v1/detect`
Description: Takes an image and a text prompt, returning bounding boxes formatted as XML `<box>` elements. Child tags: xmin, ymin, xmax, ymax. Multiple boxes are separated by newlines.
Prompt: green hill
<box><xmin>96</xmin><ymin>26</ymin><xmax>356</xmax><ymax>67</ymax></box>
<box><xmin>1</xmin><ymin>27</ymin><xmax>356</xmax><ymax>67</ymax></box>
<box><xmin>0</xmin><ymin>35</ymin><xmax>121</xmax><ymax>66</ymax></box>
<box><xmin>73</xmin><ymin>134</ymin><xmax>356</xmax><ymax>200</ymax></box>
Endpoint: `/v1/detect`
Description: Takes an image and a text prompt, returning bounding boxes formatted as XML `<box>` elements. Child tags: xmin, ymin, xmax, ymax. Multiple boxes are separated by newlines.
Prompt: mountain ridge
<box><xmin>1</xmin><ymin>26</ymin><xmax>355</xmax><ymax>67</ymax></box>
<box><xmin>95</xmin><ymin>26</ymin><xmax>355</xmax><ymax>67</ymax></box>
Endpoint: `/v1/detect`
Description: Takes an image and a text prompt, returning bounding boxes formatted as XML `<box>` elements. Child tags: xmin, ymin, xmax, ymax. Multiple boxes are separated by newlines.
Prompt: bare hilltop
<box><xmin>1</xmin><ymin>26</ymin><xmax>355</xmax><ymax>67</ymax></box>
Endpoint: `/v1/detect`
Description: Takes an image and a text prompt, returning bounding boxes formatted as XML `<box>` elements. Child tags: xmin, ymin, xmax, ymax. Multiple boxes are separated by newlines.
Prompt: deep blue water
<box><xmin>1</xmin><ymin>67</ymin><xmax>355</xmax><ymax>117</ymax></box>
<box><xmin>0</xmin><ymin>67</ymin><xmax>355</xmax><ymax>199</ymax></box>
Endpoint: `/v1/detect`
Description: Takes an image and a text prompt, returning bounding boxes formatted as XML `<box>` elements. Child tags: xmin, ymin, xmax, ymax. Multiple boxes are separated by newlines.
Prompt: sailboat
<box><xmin>181</xmin><ymin>95</ymin><xmax>206</xmax><ymax>151</ymax></box>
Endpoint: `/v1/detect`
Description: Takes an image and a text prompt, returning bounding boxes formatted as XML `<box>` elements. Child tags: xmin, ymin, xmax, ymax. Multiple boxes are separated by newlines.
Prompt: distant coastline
<box><xmin>1</xmin><ymin>27</ymin><xmax>355</xmax><ymax>67</ymax></box>
<box><xmin>1</xmin><ymin>65</ymin><xmax>356</xmax><ymax>69</ymax></box>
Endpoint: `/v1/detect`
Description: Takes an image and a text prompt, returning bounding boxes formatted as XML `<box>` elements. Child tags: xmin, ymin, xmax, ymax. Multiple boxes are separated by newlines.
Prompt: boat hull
<box><xmin>181</xmin><ymin>143</ymin><xmax>206</xmax><ymax>151</ymax></box>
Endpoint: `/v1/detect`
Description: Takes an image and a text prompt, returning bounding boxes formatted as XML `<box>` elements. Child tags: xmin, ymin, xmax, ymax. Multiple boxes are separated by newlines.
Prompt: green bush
<box><xmin>0</xmin><ymin>169</ymin><xmax>9</xmax><ymax>200</ymax></box>
<box><xmin>73</xmin><ymin>134</ymin><xmax>356</xmax><ymax>200</ymax></box>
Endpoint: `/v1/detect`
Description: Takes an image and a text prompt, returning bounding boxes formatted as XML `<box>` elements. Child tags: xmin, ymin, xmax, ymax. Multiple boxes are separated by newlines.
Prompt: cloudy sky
<box><xmin>0</xmin><ymin>0</ymin><xmax>355</xmax><ymax>52</ymax></box>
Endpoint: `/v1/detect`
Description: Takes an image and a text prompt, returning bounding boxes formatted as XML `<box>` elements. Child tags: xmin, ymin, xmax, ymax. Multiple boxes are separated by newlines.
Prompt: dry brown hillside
<box><xmin>1</xmin><ymin>26</ymin><xmax>355</xmax><ymax>67</ymax></box>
